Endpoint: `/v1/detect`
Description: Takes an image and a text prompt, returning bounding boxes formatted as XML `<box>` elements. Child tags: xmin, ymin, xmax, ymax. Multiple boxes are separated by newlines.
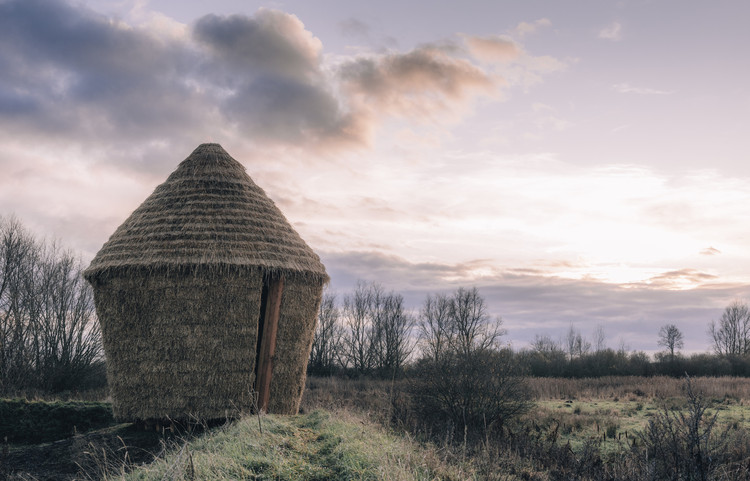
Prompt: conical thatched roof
<box><xmin>85</xmin><ymin>143</ymin><xmax>327</xmax><ymax>282</ymax></box>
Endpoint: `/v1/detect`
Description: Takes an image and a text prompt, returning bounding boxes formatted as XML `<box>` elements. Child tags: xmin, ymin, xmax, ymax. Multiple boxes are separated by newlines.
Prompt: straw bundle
<box><xmin>85</xmin><ymin>143</ymin><xmax>327</xmax><ymax>422</ymax></box>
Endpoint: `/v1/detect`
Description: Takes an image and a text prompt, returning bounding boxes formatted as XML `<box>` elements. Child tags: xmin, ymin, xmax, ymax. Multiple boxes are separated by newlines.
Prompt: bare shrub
<box><xmin>408</xmin><ymin>288</ymin><xmax>530</xmax><ymax>444</ymax></box>
<box><xmin>639</xmin><ymin>376</ymin><xmax>750</xmax><ymax>481</ymax></box>
<box><xmin>409</xmin><ymin>348</ymin><xmax>531</xmax><ymax>443</ymax></box>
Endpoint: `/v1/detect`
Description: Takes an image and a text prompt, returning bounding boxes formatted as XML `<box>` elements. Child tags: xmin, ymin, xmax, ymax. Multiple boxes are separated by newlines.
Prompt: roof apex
<box><xmin>84</xmin><ymin>143</ymin><xmax>328</xmax><ymax>282</ymax></box>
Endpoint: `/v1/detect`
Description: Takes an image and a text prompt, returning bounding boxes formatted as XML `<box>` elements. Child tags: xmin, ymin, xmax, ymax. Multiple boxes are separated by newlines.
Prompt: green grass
<box><xmin>533</xmin><ymin>396</ymin><xmax>750</xmax><ymax>454</ymax></box>
<box><xmin>118</xmin><ymin>410</ymin><xmax>469</xmax><ymax>481</ymax></box>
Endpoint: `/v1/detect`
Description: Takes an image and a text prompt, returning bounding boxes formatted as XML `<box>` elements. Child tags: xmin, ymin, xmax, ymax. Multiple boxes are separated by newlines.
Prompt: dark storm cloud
<box><xmin>0</xmin><ymin>0</ymin><xmax>353</xmax><ymax>171</ymax></box>
<box><xmin>0</xmin><ymin>0</ymin><xmax>192</xmax><ymax>130</ymax></box>
<box><xmin>0</xmin><ymin>0</ymin><xmax>206</xmax><ymax>177</ymax></box>
<box><xmin>321</xmin><ymin>250</ymin><xmax>749</xmax><ymax>351</ymax></box>
<box><xmin>0</xmin><ymin>0</ymin><xmax>506</xmax><ymax>168</ymax></box>
<box><xmin>193</xmin><ymin>10</ymin><xmax>321</xmax><ymax>79</ymax></box>
<box><xmin>220</xmin><ymin>74</ymin><xmax>350</xmax><ymax>144</ymax></box>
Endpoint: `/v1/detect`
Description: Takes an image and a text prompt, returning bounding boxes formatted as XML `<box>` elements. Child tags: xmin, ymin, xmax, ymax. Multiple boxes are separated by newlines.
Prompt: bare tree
<box><xmin>657</xmin><ymin>323</ymin><xmax>684</xmax><ymax>361</ymax></box>
<box><xmin>371</xmin><ymin>290</ymin><xmax>414</xmax><ymax>375</ymax></box>
<box><xmin>0</xmin><ymin>216</ymin><xmax>36</xmax><ymax>389</ymax></box>
<box><xmin>531</xmin><ymin>334</ymin><xmax>563</xmax><ymax>355</ymax></box>
<box><xmin>418</xmin><ymin>293</ymin><xmax>452</xmax><ymax>362</ymax></box>
<box><xmin>0</xmin><ymin>216</ymin><xmax>102</xmax><ymax>394</ymax></box>
<box><xmin>593</xmin><ymin>324</ymin><xmax>606</xmax><ymax>352</ymax></box>
<box><xmin>449</xmin><ymin>287</ymin><xmax>504</xmax><ymax>356</ymax></box>
<box><xmin>566</xmin><ymin>323</ymin><xmax>591</xmax><ymax>361</ymax></box>
<box><xmin>341</xmin><ymin>281</ymin><xmax>375</xmax><ymax>373</ymax></box>
<box><xmin>418</xmin><ymin>287</ymin><xmax>504</xmax><ymax>360</ymax></box>
<box><xmin>709</xmin><ymin>301</ymin><xmax>750</xmax><ymax>357</ymax></box>
<box><xmin>410</xmin><ymin>287</ymin><xmax>529</xmax><ymax>440</ymax></box>
<box><xmin>309</xmin><ymin>291</ymin><xmax>344</xmax><ymax>375</ymax></box>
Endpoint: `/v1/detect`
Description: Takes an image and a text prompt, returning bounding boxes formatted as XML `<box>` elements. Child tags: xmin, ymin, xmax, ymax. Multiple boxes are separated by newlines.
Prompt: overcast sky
<box><xmin>2</xmin><ymin>0</ymin><xmax>749</xmax><ymax>353</ymax></box>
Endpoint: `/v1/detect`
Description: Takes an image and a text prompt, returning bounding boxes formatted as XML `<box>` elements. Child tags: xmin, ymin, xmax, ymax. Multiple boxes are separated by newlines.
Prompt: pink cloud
<box><xmin>463</xmin><ymin>35</ymin><xmax>521</xmax><ymax>63</ymax></box>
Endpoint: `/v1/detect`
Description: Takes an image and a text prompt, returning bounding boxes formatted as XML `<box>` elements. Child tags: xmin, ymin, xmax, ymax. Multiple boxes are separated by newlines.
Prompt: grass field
<box><xmin>532</xmin><ymin>397</ymin><xmax>750</xmax><ymax>453</ymax></box>
<box><xmin>523</xmin><ymin>376</ymin><xmax>750</xmax><ymax>453</ymax></box>
<box><xmin>4</xmin><ymin>375</ymin><xmax>750</xmax><ymax>480</ymax></box>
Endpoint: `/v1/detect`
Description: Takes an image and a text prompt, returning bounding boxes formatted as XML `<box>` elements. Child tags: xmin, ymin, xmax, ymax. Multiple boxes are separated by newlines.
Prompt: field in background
<box><xmin>3</xmin><ymin>375</ymin><xmax>749</xmax><ymax>480</ymax></box>
<box><xmin>523</xmin><ymin>376</ymin><xmax>750</xmax><ymax>454</ymax></box>
<box><xmin>303</xmin><ymin>375</ymin><xmax>750</xmax><ymax>453</ymax></box>
<box><xmin>302</xmin><ymin>375</ymin><xmax>750</xmax><ymax>413</ymax></box>
<box><xmin>525</xmin><ymin>375</ymin><xmax>750</xmax><ymax>401</ymax></box>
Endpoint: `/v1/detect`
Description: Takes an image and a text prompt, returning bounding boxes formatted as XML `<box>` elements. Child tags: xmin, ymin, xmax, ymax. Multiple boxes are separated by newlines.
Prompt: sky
<box><xmin>1</xmin><ymin>0</ymin><xmax>749</xmax><ymax>354</ymax></box>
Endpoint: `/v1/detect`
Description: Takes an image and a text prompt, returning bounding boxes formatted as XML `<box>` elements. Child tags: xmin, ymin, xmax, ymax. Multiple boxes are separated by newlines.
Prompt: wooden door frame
<box><xmin>255</xmin><ymin>275</ymin><xmax>284</xmax><ymax>412</ymax></box>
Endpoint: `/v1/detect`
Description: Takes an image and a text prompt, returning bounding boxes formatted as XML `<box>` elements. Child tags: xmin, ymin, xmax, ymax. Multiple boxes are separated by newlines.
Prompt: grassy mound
<box><xmin>116</xmin><ymin>410</ymin><xmax>465</xmax><ymax>481</ymax></box>
<box><xmin>0</xmin><ymin>398</ymin><xmax>114</xmax><ymax>444</ymax></box>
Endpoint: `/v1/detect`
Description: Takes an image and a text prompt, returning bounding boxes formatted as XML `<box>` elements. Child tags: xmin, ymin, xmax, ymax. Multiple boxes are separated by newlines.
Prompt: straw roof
<box><xmin>84</xmin><ymin>143</ymin><xmax>328</xmax><ymax>282</ymax></box>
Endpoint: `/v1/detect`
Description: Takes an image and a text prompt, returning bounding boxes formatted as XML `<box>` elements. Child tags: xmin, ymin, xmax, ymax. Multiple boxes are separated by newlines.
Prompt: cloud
<box><xmin>612</xmin><ymin>83</ymin><xmax>674</xmax><ymax>95</ymax></box>
<box><xmin>701</xmin><ymin>247</ymin><xmax>721</xmax><ymax>256</ymax></box>
<box><xmin>599</xmin><ymin>21</ymin><xmax>622</xmax><ymax>41</ymax></box>
<box><xmin>339</xmin><ymin>18</ymin><xmax>370</xmax><ymax>39</ymax></box>
<box><xmin>193</xmin><ymin>10</ymin><xmax>322</xmax><ymax>79</ymax></box>
<box><xmin>322</xmin><ymin>250</ymin><xmax>746</xmax><ymax>352</ymax></box>
<box><xmin>644</xmin><ymin>269</ymin><xmax>718</xmax><ymax>290</ymax></box>
<box><xmin>512</xmin><ymin>18</ymin><xmax>552</xmax><ymax>37</ymax></box>
<box><xmin>339</xmin><ymin>45</ymin><xmax>497</xmax><ymax>126</ymax></box>
<box><xmin>0</xmin><ymin>0</ymin><xmax>565</xmax><ymax>165</ymax></box>
<box><xmin>0</xmin><ymin>0</ymin><xmax>190</xmax><ymax>132</ymax></box>
<box><xmin>530</xmin><ymin>103</ymin><xmax>571</xmax><ymax>131</ymax></box>
<box><xmin>463</xmin><ymin>35</ymin><xmax>521</xmax><ymax>63</ymax></box>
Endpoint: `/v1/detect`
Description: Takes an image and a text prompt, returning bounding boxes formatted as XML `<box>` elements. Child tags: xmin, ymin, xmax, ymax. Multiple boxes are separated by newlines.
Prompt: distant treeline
<box><xmin>516</xmin><ymin>346</ymin><xmax>750</xmax><ymax>378</ymax></box>
<box><xmin>308</xmin><ymin>282</ymin><xmax>750</xmax><ymax>379</ymax></box>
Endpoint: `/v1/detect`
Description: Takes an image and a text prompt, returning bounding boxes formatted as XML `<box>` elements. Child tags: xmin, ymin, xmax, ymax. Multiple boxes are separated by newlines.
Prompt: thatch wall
<box><xmin>92</xmin><ymin>267</ymin><xmax>263</xmax><ymax>421</ymax></box>
<box><xmin>268</xmin><ymin>277</ymin><xmax>325</xmax><ymax>414</ymax></box>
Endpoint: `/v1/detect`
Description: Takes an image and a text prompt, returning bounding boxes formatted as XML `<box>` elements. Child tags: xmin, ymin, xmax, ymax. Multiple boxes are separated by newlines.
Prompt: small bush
<box><xmin>639</xmin><ymin>376</ymin><xmax>750</xmax><ymax>481</ymax></box>
<box><xmin>407</xmin><ymin>348</ymin><xmax>532</xmax><ymax>444</ymax></box>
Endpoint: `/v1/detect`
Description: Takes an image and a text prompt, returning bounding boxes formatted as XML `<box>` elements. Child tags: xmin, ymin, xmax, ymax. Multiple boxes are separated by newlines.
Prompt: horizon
<box><xmin>1</xmin><ymin>0</ymin><xmax>749</xmax><ymax>354</ymax></box>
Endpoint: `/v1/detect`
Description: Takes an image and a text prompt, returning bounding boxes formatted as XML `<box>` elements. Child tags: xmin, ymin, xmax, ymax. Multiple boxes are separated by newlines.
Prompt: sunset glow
<box><xmin>1</xmin><ymin>0</ymin><xmax>749</xmax><ymax>352</ymax></box>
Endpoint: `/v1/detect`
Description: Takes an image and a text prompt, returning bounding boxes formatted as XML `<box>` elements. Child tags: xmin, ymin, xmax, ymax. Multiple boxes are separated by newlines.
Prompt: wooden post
<box><xmin>256</xmin><ymin>276</ymin><xmax>284</xmax><ymax>412</ymax></box>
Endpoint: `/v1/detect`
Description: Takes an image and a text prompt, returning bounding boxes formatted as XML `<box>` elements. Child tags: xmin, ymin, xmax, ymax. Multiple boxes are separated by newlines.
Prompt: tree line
<box><xmin>310</xmin><ymin>283</ymin><xmax>750</xmax><ymax>379</ymax></box>
<box><xmin>309</xmin><ymin>282</ymin><xmax>509</xmax><ymax>377</ymax></box>
<box><xmin>0</xmin><ymin>216</ymin><xmax>103</xmax><ymax>394</ymax></box>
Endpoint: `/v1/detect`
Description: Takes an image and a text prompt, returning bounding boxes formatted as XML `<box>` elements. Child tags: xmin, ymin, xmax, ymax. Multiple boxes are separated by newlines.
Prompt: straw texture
<box><xmin>94</xmin><ymin>268</ymin><xmax>262</xmax><ymax>420</ymax></box>
<box><xmin>85</xmin><ymin>143</ymin><xmax>327</xmax><ymax>421</ymax></box>
<box><xmin>268</xmin><ymin>277</ymin><xmax>322</xmax><ymax>414</ymax></box>
<box><xmin>85</xmin><ymin>143</ymin><xmax>327</xmax><ymax>283</ymax></box>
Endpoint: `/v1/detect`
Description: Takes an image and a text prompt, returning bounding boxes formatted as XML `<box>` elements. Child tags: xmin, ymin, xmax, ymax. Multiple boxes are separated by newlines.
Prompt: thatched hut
<box><xmin>84</xmin><ymin>143</ymin><xmax>328</xmax><ymax>422</ymax></box>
